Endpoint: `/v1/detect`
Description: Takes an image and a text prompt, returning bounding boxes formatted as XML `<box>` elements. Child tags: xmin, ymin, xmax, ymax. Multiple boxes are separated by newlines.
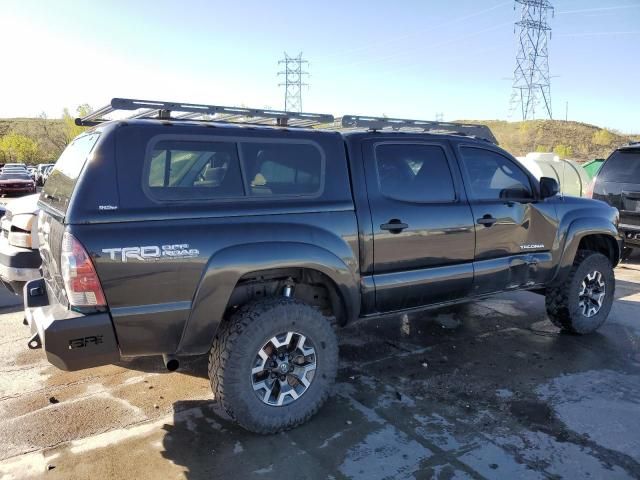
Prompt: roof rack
<box><xmin>339</xmin><ymin>115</ymin><xmax>498</xmax><ymax>144</ymax></box>
<box><xmin>75</xmin><ymin>98</ymin><xmax>335</xmax><ymax>128</ymax></box>
<box><xmin>76</xmin><ymin>98</ymin><xmax>497</xmax><ymax>143</ymax></box>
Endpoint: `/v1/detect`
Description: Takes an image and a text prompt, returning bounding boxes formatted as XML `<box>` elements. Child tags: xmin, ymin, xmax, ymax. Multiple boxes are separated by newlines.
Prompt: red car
<box><xmin>0</xmin><ymin>172</ymin><xmax>37</xmax><ymax>196</ymax></box>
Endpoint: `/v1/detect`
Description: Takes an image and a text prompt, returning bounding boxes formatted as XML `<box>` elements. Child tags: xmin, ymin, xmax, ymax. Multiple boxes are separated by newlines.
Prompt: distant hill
<box><xmin>0</xmin><ymin>117</ymin><xmax>67</xmax><ymax>164</ymax></box>
<box><xmin>459</xmin><ymin>119</ymin><xmax>638</xmax><ymax>163</ymax></box>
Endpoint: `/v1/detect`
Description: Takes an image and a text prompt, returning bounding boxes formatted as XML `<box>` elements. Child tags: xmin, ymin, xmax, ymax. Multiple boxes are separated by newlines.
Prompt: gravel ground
<box><xmin>0</xmin><ymin>258</ymin><xmax>639</xmax><ymax>479</ymax></box>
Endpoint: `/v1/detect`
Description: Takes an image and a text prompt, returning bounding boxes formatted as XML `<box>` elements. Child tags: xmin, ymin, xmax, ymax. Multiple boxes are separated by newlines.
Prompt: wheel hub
<box><xmin>251</xmin><ymin>331</ymin><xmax>317</xmax><ymax>407</ymax></box>
<box><xmin>578</xmin><ymin>270</ymin><xmax>606</xmax><ymax>318</ymax></box>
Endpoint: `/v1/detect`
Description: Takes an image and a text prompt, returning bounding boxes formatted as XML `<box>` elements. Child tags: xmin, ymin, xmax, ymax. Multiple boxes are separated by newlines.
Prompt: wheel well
<box><xmin>577</xmin><ymin>234</ymin><xmax>619</xmax><ymax>265</ymax></box>
<box><xmin>226</xmin><ymin>268</ymin><xmax>347</xmax><ymax>325</ymax></box>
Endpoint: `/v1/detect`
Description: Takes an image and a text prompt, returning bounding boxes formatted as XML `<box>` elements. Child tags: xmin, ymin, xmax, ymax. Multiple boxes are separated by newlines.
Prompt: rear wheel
<box><xmin>545</xmin><ymin>250</ymin><xmax>615</xmax><ymax>334</ymax></box>
<box><xmin>208</xmin><ymin>297</ymin><xmax>338</xmax><ymax>433</ymax></box>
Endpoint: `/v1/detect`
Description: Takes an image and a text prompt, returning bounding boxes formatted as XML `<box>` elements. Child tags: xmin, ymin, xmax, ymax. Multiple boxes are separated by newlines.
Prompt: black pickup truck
<box><xmin>24</xmin><ymin>99</ymin><xmax>622</xmax><ymax>433</ymax></box>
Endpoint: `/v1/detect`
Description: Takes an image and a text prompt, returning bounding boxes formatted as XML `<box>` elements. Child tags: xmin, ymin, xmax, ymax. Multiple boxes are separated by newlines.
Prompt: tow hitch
<box><xmin>28</xmin><ymin>332</ymin><xmax>42</xmax><ymax>349</ymax></box>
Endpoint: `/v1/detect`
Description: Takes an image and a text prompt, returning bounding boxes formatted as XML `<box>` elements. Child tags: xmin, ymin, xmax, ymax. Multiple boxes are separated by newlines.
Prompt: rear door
<box><xmin>363</xmin><ymin>139</ymin><xmax>475</xmax><ymax>312</ymax></box>
<box><xmin>593</xmin><ymin>148</ymin><xmax>640</xmax><ymax>240</ymax></box>
<box><xmin>455</xmin><ymin>144</ymin><xmax>557</xmax><ymax>294</ymax></box>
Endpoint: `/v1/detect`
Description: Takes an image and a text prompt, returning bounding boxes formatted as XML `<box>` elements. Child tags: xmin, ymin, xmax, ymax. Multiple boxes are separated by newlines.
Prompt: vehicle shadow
<box><xmin>158</xmin><ymin>334</ymin><xmax>635</xmax><ymax>479</ymax></box>
<box><xmin>158</xmin><ymin>281</ymin><xmax>640</xmax><ymax>479</ymax></box>
<box><xmin>0</xmin><ymin>304</ymin><xmax>26</xmax><ymax>315</ymax></box>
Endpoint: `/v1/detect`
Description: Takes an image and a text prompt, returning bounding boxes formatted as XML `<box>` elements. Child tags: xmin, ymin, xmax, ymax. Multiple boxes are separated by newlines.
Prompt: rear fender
<box><xmin>177</xmin><ymin>242</ymin><xmax>359</xmax><ymax>355</ymax></box>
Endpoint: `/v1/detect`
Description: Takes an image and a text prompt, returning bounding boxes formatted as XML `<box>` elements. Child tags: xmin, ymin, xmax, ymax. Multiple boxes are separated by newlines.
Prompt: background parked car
<box><xmin>592</xmin><ymin>142</ymin><xmax>640</xmax><ymax>259</ymax></box>
<box><xmin>35</xmin><ymin>163</ymin><xmax>55</xmax><ymax>186</ymax></box>
<box><xmin>0</xmin><ymin>171</ymin><xmax>37</xmax><ymax>197</ymax></box>
<box><xmin>42</xmin><ymin>165</ymin><xmax>54</xmax><ymax>184</ymax></box>
<box><xmin>0</xmin><ymin>193</ymin><xmax>40</xmax><ymax>294</ymax></box>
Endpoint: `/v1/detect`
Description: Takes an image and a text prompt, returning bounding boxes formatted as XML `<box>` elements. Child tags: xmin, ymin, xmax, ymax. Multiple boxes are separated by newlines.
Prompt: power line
<box><xmin>278</xmin><ymin>52</ymin><xmax>309</xmax><ymax>112</ymax></box>
<box><xmin>509</xmin><ymin>0</ymin><xmax>554</xmax><ymax>121</ymax></box>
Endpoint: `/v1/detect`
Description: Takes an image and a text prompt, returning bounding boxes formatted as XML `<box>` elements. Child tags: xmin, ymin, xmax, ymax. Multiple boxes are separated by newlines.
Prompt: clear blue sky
<box><xmin>1</xmin><ymin>0</ymin><xmax>638</xmax><ymax>132</ymax></box>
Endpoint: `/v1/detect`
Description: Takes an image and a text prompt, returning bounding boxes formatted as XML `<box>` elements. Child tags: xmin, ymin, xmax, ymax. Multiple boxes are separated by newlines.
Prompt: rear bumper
<box><xmin>24</xmin><ymin>278</ymin><xmax>120</xmax><ymax>371</ymax></box>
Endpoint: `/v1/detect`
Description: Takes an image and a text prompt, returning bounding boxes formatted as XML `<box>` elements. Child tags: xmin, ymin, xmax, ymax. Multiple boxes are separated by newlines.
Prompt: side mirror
<box><xmin>540</xmin><ymin>176</ymin><xmax>559</xmax><ymax>199</ymax></box>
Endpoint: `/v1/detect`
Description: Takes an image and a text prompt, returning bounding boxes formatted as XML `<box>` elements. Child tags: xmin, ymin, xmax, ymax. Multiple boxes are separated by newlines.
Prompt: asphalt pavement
<box><xmin>1</xmin><ymin>259</ymin><xmax>639</xmax><ymax>479</ymax></box>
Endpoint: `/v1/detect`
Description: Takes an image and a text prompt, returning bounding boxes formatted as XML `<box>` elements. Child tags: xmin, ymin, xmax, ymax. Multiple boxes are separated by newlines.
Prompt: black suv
<box><xmin>24</xmin><ymin>98</ymin><xmax>622</xmax><ymax>433</ymax></box>
<box><xmin>592</xmin><ymin>142</ymin><xmax>640</xmax><ymax>257</ymax></box>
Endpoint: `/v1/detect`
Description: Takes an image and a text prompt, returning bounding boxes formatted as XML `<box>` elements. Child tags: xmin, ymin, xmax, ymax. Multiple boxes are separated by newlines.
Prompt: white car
<box><xmin>0</xmin><ymin>194</ymin><xmax>41</xmax><ymax>294</ymax></box>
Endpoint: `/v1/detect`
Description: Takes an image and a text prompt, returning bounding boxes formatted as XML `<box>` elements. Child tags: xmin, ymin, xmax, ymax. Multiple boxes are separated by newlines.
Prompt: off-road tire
<box><xmin>208</xmin><ymin>297</ymin><xmax>338</xmax><ymax>434</ymax></box>
<box><xmin>545</xmin><ymin>250</ymin><xmax>615</xmax><ymax>334</ymax></box>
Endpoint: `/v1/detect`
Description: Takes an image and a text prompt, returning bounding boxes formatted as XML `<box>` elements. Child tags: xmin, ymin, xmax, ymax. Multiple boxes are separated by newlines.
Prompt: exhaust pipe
<box><xmin>162</xmin><ymin>354</ymin><xmax>179</xmax><ymax>372</ymax></box>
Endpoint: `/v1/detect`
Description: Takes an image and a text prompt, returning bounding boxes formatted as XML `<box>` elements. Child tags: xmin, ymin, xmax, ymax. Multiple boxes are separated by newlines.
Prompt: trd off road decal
<box><xmin>101</xmin><ymin>244</ymin><xmax>200</xmax><ymax>262</ymax></box>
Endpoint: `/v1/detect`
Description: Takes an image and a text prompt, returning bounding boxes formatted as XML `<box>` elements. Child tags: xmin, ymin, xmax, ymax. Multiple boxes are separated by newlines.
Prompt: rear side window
<box><xmin>598</xmin><ymin>150</ymin><xmax>640</xmax><ymax>183</ymax></box>
<box><xmin>374</xmin><ymin>143</ymin><xmax>456</xmax><ymax>202</ymax></box>
<box><xmin>42</xmin><ymin>133</ymin><xmax>100</xmax><ymax>213</ymax></box>
<box><xmin>240</xmin><ymin>142</ymin><xmax>323</xmax><ymax>196</ymax></box>
<box><xmin>147</xmin><ymin>140</ymin><xmax>244</xmax><ymax>200</ymax></box>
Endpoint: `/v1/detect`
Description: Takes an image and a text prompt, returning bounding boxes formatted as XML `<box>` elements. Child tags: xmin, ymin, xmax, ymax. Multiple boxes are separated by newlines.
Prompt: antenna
<box><xmin>278</xmin><ymin>52</ymin><xmax>309</xmax><ymax>112</ymax></box>
<box><xmin>509</xmin><ymin>0</ymin><xmax>554</xmax><ymax>120</ymax></box>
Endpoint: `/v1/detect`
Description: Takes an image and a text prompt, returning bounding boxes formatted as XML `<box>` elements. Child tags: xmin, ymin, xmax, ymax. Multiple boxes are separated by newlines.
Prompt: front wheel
<box><xmin>208</xmin><ymin>297</ymin><xmax>338</xmax><ymax>434</ymax></box>
<box><xmin>545</xmin><ymin>250</ymin><xmax>615</xmax><ymax>334</ymax></box>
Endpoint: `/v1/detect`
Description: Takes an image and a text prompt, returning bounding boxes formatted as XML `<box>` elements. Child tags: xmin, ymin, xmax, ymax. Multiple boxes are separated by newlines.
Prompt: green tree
<box><xmin>553</xmin><ymin>144</ymin><xmax>573</xmax><ymax>158</ymax></box>
<box><xmin>535</xmin><ymin>145</ymin><xmax>549</xmax><ymax>153</ymax></box>
<box><xmin>0</xmin><ymin>133</ymin><xmax>40</xmax><ymax>163</ymax></box>
<box><xmin>62</xmin><ymin>104</ymin><xmax>92</xmax><ymax>144</ymax></box>
<box><xmin>592</xmin><ymin>129</ymin><xmax>615</xmax><ymax>147</ymax></box>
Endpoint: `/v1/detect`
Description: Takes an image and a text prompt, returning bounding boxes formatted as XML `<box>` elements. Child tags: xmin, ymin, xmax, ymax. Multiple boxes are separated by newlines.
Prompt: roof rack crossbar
<box><xmin>76</xmin><ymin>98</ymin><xmax>335</xmax><ymax>127</ymax></box>
<box><xmin>74</xmin><ymin>98</ymin><xmax>496</xmax><ymax>143</ymax></box>
<box><xmin>340</xmin><ymin>115</ymin><xmax>498</xmax><ymax>144</ymax></box>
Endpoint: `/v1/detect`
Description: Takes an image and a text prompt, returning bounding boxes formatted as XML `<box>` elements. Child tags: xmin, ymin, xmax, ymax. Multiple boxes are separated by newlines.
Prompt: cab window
<box><xmin>459</xmin><ymin>147</ymin><xmax>533</xmax><ymax>201</ymax></box>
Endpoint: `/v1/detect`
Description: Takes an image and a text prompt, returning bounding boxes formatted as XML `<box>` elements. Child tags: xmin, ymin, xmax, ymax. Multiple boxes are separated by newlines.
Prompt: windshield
<box><xmin>41</xmin><ymin>133</ymin><xmax>100</xmax><ymax>213</ymax></box>
<box><xmin>599</xmin><ymin>150</ymin><xmax>640</xmax><ymax>183</ymax></box>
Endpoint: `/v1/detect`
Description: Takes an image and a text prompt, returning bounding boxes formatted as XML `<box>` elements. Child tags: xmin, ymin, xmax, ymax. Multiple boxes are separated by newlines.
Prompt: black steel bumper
<box><xmin>24</xmin><ymin>278</ymin><xmax>120</xmax><ymax>371</ymax></box>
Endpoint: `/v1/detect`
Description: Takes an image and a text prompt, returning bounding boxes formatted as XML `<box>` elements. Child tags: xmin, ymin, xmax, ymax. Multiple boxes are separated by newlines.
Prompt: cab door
<box><xmin>455</xmin><ymin>144</ymin><xmax>558</xmax><ymax>295</ymax></box>
<box><xmin>364</xmin><ymin>140</ymin><xmax>476</xmax><ymax>312</ymax></box>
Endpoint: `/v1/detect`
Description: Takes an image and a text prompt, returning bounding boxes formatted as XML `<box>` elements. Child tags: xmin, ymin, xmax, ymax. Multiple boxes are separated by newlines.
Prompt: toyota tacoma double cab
<box><xmin>24</xmin><ymin>98</ymin><xmax>623</xmax><ymax>433</ymax></box>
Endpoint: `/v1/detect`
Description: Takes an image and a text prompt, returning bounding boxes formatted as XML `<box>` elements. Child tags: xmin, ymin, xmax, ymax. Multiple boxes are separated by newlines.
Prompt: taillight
<box><xmin>61</xmin><ymin>232</ymin><xmax>106</xmax><ymax>308</ymax></box>
<box><xmin>585</xmin><ymin>178</ymin><xmax>595</xmax><ymax>198</ymax></box>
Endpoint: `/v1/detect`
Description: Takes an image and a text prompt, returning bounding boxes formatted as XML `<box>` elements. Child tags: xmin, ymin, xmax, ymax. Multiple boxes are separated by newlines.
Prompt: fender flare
<box><xmin>551</xmin><ymin>216</ymin><xmax>621</xmax><ymax>284</ymax></box>
<box><xmin>176</xmin><ymin>241</ymin><xmax>360</xmax><ymax>355</ymax></box>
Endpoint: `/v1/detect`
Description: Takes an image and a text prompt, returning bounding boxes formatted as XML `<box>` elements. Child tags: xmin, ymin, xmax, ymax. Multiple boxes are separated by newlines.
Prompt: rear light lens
<box><xmin>61</xmin><ymin>232</ymin><xmax>106</xmax><ymax>308</ymax></box>
<box><xmin>585</xmin><ymin>178</ymin><xmax>595</xmax><ymax>198</ymax></box>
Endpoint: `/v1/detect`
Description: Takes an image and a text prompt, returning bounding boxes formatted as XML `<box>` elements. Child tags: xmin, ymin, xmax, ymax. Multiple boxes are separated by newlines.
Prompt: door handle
<box><xmin>477</xmin><ymin>215</ymin><xmax>497</xmax><ymax>227</ymax></box>
<box><xmin>380</xmin><ymin>219</ymin><xmax>408</xmax><ymax>233</ymax></box>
